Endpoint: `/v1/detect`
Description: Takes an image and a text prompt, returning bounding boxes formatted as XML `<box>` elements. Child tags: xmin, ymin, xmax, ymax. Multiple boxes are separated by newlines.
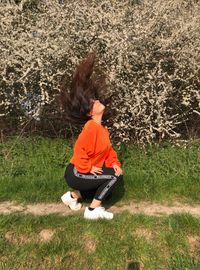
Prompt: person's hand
<box><xmin>90</xmin><ymin>166</ymin><xmax>103</xmax><ymax>175</ymax></box>
<box><xmin>113</xmin><ymin>164</ymin><xmax>123</xmax><ymax>176</ymax></box>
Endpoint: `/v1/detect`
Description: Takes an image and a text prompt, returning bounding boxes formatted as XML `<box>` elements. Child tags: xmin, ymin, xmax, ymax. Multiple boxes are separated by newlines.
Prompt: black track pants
<box><xmin>64</xmin><ymin>163</ymin><xmax>123</xmax><ymax>201</ymax></box>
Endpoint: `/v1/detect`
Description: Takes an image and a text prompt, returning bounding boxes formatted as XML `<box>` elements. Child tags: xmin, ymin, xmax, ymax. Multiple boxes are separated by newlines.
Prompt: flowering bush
<box><xmin>0</xmin><ymin>0</ymin><xmax>200</xmax><ymax>143</ymax></box>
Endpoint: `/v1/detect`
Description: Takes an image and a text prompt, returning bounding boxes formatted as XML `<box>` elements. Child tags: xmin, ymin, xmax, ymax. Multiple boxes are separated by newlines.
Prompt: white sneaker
<box><xmin>61</xmin><ymin>192</ymin><xmax>82</xmax><ymax>211</ymax></box>
<box><xmin>84</xmin><ymin>207</ymin><xmax>113</xmax><ymax>220</ymax></box>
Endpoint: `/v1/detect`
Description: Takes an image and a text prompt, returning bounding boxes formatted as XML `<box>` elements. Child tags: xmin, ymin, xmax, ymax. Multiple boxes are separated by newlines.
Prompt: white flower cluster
<box><xmin>0</xmin><ymin>0</ymin><xmax>200</xmax><ymax>143</ymax></box>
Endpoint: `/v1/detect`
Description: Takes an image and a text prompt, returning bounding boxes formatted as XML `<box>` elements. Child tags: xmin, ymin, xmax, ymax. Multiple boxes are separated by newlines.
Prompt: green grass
<box><xmin>123</xmin><ymin>140</ymin><xmax>200</xmax><ymax>203</ymax></box>
<box><xmin>0</xmin><ymin>213</ymin><xmax>199</xmax><ymax>270</ymax></box>
<box><xmin>0</xmin><ymin>136</ymin><xmax>200</xmax><ymax>203</ymax></box>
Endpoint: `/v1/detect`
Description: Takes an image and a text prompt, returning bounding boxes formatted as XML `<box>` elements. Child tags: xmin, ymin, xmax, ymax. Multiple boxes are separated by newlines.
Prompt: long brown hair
<box><xmin>59</xmin><ymin>52</ymin><xmax>112</xmax><ymax>126</ymax></box>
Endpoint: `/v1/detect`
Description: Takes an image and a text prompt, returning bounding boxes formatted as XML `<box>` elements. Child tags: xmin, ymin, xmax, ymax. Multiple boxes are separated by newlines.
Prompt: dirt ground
<box><xmin>0</xmin><ymin>201</ymin><xmax>199</xmax><ymax>217</ymax></box>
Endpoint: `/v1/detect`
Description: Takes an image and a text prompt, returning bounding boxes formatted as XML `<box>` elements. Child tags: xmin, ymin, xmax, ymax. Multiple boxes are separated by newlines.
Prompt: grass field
<box><xmin>0</xmin><ymin>136</ymin><xmax>200</xmax><ymax>204</ymax></box>
<box><xmin>0</xmin><ymin>213</ymin><xmax>199</xmax><ymax>270</ymax></box>
<box><xmin>0</xmin><ymin>137</ymin><xmax>200</xmax><ymax>269</ymax></box>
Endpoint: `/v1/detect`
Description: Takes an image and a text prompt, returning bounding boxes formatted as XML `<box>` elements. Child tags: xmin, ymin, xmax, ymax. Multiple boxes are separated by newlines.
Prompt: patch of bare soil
<box><xmin>4</xmin><ymin>229</ymin><xmax>55</xmax><ymax>245</ymax></box>
<box><xmin>5</xmin><ymin>231</ymin><xmax>36</xmax><ymax>245</ymax></box>
<box><xmin>134</xmin><ymin>228</ymin><xmax>153</xmax><ymax>240</ymax></box>
<box><xmin>39</xmin><ymin>229</ymin><xmax>55</xmax><ymax>242</ymax></box>
<box><xmin>5</xmin><ymin>231</ymin><xmax>31</xmax><ymax>245</ymax></box>
<box><xmin>187</xmin><ymin>235</ymin><xmax>200</xmax><ymax>256</ymax></box>
<box><xmin>0</xmin><ymin>201</ymin><xmax>200</xmax><ymax>217</ymax></box>
<box><xmin>81</xmin><ymin>235</ymin><xmax>96</xmax><ymax>253</ymax></box>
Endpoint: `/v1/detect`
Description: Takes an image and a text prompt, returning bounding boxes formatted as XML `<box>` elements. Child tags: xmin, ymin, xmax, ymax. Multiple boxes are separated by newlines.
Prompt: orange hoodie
<box><xmin>70</xmin><ymin>119</ymin><xmax>121</xmax><ymax>173</ymax></box>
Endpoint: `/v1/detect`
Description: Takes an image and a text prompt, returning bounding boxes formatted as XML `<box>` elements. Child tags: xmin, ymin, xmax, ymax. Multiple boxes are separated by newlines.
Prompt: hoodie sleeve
<box><xmin>71</xmin><ymin>123</ymin><xmax>97</xmax><ymax>173</ymax></box>
<box><xmin>104</xmin><ymin>145</ymin><xmax>121</xmax><ymax>168</ymax></box>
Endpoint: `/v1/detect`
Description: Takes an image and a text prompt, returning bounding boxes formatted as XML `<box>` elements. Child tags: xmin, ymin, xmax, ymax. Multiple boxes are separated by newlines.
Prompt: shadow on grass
<box><xmin>127</xmin><ymin>262</ymin><xmax>141</xmax><ymax>270</ymax></box>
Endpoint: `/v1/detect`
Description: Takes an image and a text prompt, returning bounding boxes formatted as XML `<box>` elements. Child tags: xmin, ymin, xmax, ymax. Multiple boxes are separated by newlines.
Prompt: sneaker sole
<box><xmin>84</xmin><ymin>213</ymin><xmax>113</xmax><ymax>220</ymax></box>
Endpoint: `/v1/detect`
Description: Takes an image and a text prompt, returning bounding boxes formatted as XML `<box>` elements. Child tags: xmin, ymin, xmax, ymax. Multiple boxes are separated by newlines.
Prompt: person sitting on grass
<box><xmin>59</xmin><ymin>52</ymin><xmax>123</xmax><ymax>220</ymax></box>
